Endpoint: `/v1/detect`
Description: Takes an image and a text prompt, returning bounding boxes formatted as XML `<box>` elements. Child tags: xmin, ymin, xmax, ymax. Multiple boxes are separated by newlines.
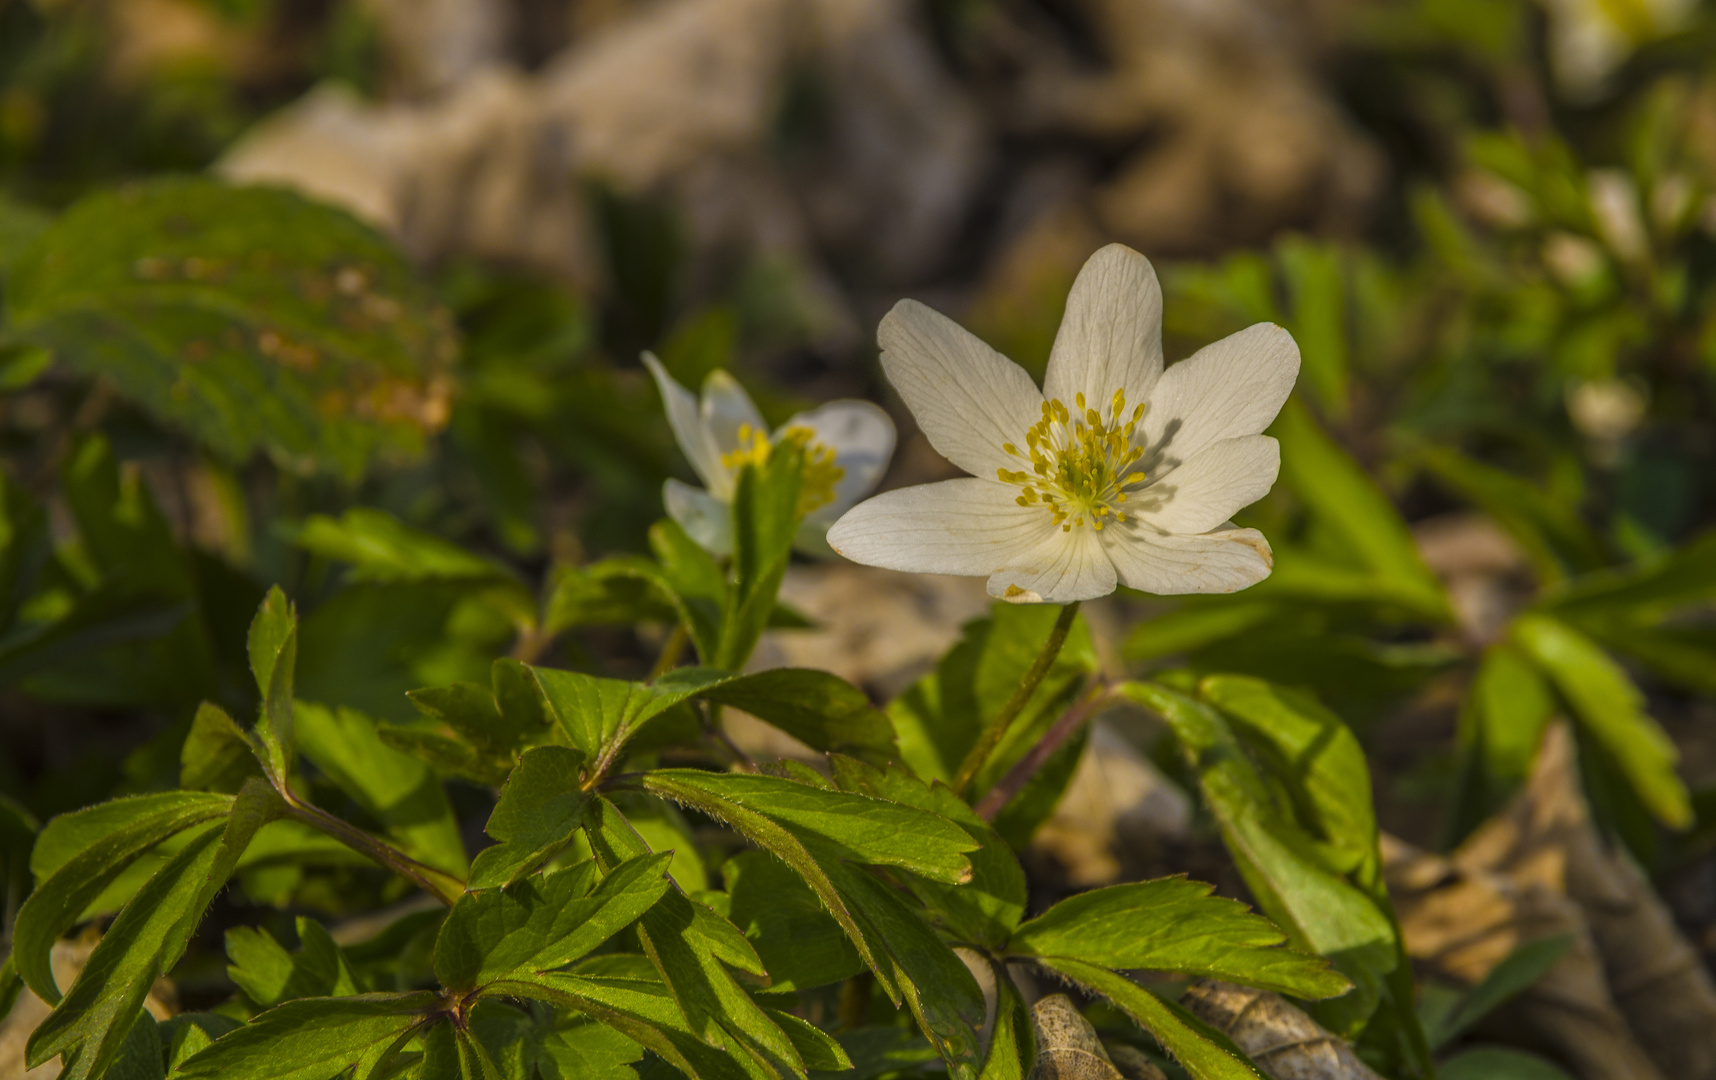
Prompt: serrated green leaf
<box><xmin>1120</xmin><ymin>682</ymin><xmax>1395</xmax><ymax>1035</ymax></box>
<box><xmin>8</xmin><ymin>179</ymin><xmax>456</xmax><ymax>479</ymax></box>
<box><xmin>30</xmin><ymin>780</ymin><xmax>281</xmax><ymax>1079</ymax></box>
<box><xmin>495</xmin><ymin>970</ymin><xmax>754</xmax><ymax>1080</ymax></box>
<box><xmin>247</xmin><ymin>586</ymin><xmax>297</xmax><ymax>783</ymax></box>
<box><xmin>828</xmin><ymin>757</ymin><xmax>1024</xmax><ymax>949</ymax></box>
<box><xmin>722</xmin><ymin>850</ymin><xmax>864</xmax><ymax>993</ymax></box>
<box><xmin>887</xmin><ymin>604</ymin><xmax>1095</xmax><ymax>789</ymax></box>
<box><xmin>537</xmin><ymin>1016</ymin><xmax>644</xmax><ymax>1080</ymax></box>
<box><xmin>180</xmin><ymin>703</ymin><xmax>266</xmax><ymax>794</ymax></box>
<box><xmin>640</xmin><ymin>770</ymin><xmax>976</xmax><ymax>884</ymax></box>
<box><xmin>226</xmin><ymin>917</ymin><xmax>361</xmax><ymax>1007</ymax></box>
<box><xmin>107</xmin><ymin>1011</ymin><xmax>165</xmax><ymax>1080</ymax></box>
<box><xmin>1512</xmin><ymin>613</ymin><xmax>1690</xmax><ymax>827</ymax></box>
<box><xmin>16</xmin><ymin>792</ymin><xmax>233</xmax><ymax>1003</ymax></box>
<box><xmin>765</xmin><ymin>1009</ymin><xmax>851</xmax><ymax>1073</ymax></box>
<box><xmin>435</xmin><ymin>853</ymin><xmax>672</xmax><ymax>991</ymax></box>
<box><xmin>578</xmin><ymin>805</ymin><xmax>799</xmax><ymax>1075</ymax></box>
<box><xmin>295</xmin><ymin>701</ymin><xmax>467</xmax><ymax>877</ymax></box>
<box><xmin>161</xmin><ymin>1014</ymin><xmax>242</xmax><ymax>1072</ymax></box>
<box><xmin>531</xmin><ymin>666</ymin><xmax>732</xmax><ymax>764</ymax></box>
<box><xmin>1035</xmin><ymin>959</ymin><xmax>1266</xmax><ymax>1080</ymax></box>
<box><xmin>171</xmin><ymin>993</ymin><xmax>439</xmax><ymax>1080</ymax></box>
<box><xmin>1010</xmin><ymin>878</ymin><xmax>1349</xmax><ymax>999</ymax></box>
<box><xmin>699</xmin><ymin>669</ymin><xmax>899</xmax><ymax>762</ymax></box>
<box><xmin>468</xmin><ymin>746</ymin><xmax>590</xmax><ymax>889</ymax></box>
<box><xmin>375</xmin><ymin>724</ymin><xmax>511</xmax><ymax>787</ymax></box>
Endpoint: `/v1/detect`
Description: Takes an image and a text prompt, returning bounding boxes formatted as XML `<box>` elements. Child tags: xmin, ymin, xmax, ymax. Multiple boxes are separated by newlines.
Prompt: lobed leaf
<box><xmin>1010</xmin><ymin>877</ymin><xmax>1350</xmax><ymax>1000</ymax></box>
<box><xmin>171</xmin><ymin>992</ymin><xmax>439</xmax><ymax>1080</ymax></box>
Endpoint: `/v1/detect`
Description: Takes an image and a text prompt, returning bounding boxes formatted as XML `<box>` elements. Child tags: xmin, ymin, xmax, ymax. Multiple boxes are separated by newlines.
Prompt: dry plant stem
<box><xmin>953</xmin><ymin>601</ymin><xmax>1081</xmax><ymax>797</ymax></box>
<box><xmin>975</xmin><ymin>681</ymin><xmax>1111</xmax><ymax>821</ymax></box>
<box><xmin>286</xmin><ymin>797</ymin><xmax>465</xmax><ymax>906</ymax></box>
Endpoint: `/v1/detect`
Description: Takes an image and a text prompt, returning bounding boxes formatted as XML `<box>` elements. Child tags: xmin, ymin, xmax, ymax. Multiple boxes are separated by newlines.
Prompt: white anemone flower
<box><xmin>827</xmin><ymin>244</ymin><xmax>1299</xmax><ymax>604</ymax></box>
<box><xmin>644</xmin><ymin>353</ymin><xmax>896</xmax><ymax>556</ymax></box>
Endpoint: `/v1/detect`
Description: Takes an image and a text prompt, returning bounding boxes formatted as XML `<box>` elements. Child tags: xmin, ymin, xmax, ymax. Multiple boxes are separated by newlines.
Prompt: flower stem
<box><xmin>973</xmin><ymin>681</ymin><xmax>1112</xmax><ymax>821</ymax></box>
<box><xmin>951</xmin><ymin>601</ymin><xmax>1082</xmax><ymax>798</ymax></box>
<box><xmin>286</xmin><ymin>798</ymin><xmax>466</xmax><ymax>906</ymax></box>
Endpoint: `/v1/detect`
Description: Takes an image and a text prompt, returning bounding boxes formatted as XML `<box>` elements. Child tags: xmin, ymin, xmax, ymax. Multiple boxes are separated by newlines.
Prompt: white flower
<box><xmin>644</xmin><ymin>353</ymin><xmax>896</xmax><ymax>556</ymax></box>
<box><xmin>826</xmin><ymin>244</ymin><xmax>1298</xmax><ymax>604</ymax></box>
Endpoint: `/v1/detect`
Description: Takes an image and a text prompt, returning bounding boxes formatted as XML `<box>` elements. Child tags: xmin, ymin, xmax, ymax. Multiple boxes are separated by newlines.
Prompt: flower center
<box><xmin>721</xmin><ymin>424</ymin><xmax>845</xmax><ymax>517</ymax></box>
<box><xmin>997</xmin><ymin>389</ymin><xmax>1146</xmax><ymax>532</ymax></box>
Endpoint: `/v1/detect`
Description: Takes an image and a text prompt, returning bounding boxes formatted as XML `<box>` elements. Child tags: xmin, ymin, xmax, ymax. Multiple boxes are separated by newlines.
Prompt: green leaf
<box><xmin>639</xmin><ymin>770</ymin><xmax>976</xmax><ymax>885</ymax></box>
<box><xmin>1120</xmin><ymin>682</ymin><xmax>1395</xmax><ymax>1034</ymax></box>
<box><xmin>1511</xmin><ymin>613</ymin><xmax>1691</xmax><ymax>828</ymax></box>
<box><xmin>888</xmin><ymin>604</ymin><xmax>1096</xmax><ymax>787</ymax></box>
<box><xmin>495</xmin><ymin>970</ymin><xmax>753</xmax><ymax>1080</ymax></box>
<box><xmin>8</xmin><ymin>178</ymin><xmax>456</xmax><ymax>478</ymax></box>
<box><xmin>827</xmin><ymin>757</ymin><xmax>1025</xmax><ymax>950</ymax></box>
<box><xmin>1199</xmin><ymin>677</ymin><xmax>1380</xmax><ymax>888</ymax></box>
<box><xmin>161</xmin><ymin>1015</ymin><xmax>243</xmax><ymax>1072</ymax></box>
<box><xmin>1418</xmin><ymin>446</ymin><xmax>1605</xmax><ymax>583</ymax></box>
<box><xmin>0</xmin><ymin>471</ymin><xmax>50</xmax><ymax>638</ymax></box>
<box><xmin>699</xmin><ymin>669</ymin><xmax>899</xmax><ymax>762</ymax></box>
<box><xmin>1446</xmin><ymin>643</ymin><xmax>1557</xmax><ymax>845</ymax></box>
<box><xmin>537</xmin><ymin>1017</ymin><xmax>644</xmax><ymax>1080</ymax></box>
<box><xmin>108</xmin><ymin>1012</ymin><xmax>165</xmax><ymax>1080</ymax></box>
<box><xmin>1422</xmin><ymin>935</ymin><xmax>1571</xmax><ymax>1050</ymax></box>
<box><xmin>977</xmin><ymin>967</ymin><xmax>1033</xmax><ymax>1080</ymax></box>
<box><xmin>434</xmin><ymin>853</ymin><xmax>673</xmax><ymax>991</ymax></box>
<box><xmin>719</xmin><ymin>446</ymin><xmax>803</xmax><ymax>670</ymax></box>
<box><xmin>375</xmin><ymin>724</ymin><xmax>511</xmax><ymax>788</ymax></box>
<box><xmin>16</xmin><ymin>792</ymin><xmax>233</xmax><ymax>1002</ymax></box>
<box><xmin>1270</xmin><ymin>399</ymin><xmax>1449</xmax><ymax>621</ymax></box>
<box><xmin>1034</xmin><ymin>958</ymin><xmax>1266</xmax><ymax>1080</ymax></box>
<box><xmin>295</xmin><ymin>510</ymin><xmax>515</xmax><ymax>584</ymax></box>
<box><xmin>247</xmin><ymin>586</ymin><xmax>297</xmax><ymax>783</ymax></box>
<box><xmin>295</xmin><ymin>701</ymin><xmax>468</xmax><ymax>877</ymax></box>
<box><xmin>404</xmin><ymin>682</ymin><xmax>518</xmax><ymax>767</ymax></box>
<box><xmin>468</xmin><ymin>746</ymin><xmax>590</xmax><ymax>889</ymax></box>
<box><xmin>170</xmin><ymin>993</ymin><xmax>440</xmax><ymax>1080</ymax></box>
<box><xmin>28</xmin><ymin>781</ymin><xmax>283</xmax><ymax>1080</ymax></box>
<box><xmin>531</xmin><ymin>666</ymin><xmax>732</xmax><ymax>765</ymax></box>
<box><xmin>226</xmin><ymin>917</ymin><xmax>362</xmax><ymax>1007</ymax></box>
<box><xmin>722</xmin><ymin>850</ymin><xmax>864</xmax><ymax>993</ymax></box>
<box><xmin>1436</xmin><ymin>1047</ymin><xmax>1575</xmax><ymax>1080</ymax></box>
<box><xmin>765</xmin><ymin>1008</ymin><xmax>852</xmax><ymax>1073</ymax></box>
<box><xmin>180</xmin><ymin>703</ymin><xmax>267</xmax><ymax>794</ymax></box>
<box><xmin>1010</xmin><ymin>878</ymin><xmax>1349</xmax><ymax>999</ymax></box>
<box><xmin>1276</xmin><ymin>237</ymin><xmax>1350</xmax><ymax>417</ymax></box>
<box><xmin>1542</xmin><ymin>532</ymin><xmax>1716</xmax><ymax>619</ymax></box>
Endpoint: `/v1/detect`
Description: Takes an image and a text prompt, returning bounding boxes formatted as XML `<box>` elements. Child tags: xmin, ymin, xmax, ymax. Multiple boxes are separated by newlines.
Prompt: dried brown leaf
<box><xmin>1181</xmin><ymin>980</ymin><xmax>1382</xmax><ymax>1080</ymax></box>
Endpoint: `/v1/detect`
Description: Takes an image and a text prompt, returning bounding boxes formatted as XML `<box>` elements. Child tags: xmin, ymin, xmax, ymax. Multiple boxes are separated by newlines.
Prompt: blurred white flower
<box><xmin>1538</xmin><ymin>0</ymin><xmax>1695</xmax><ymax>99</ymax></box>
<box><xmin>644</xmin><ymin>354</ymin><xmax>895</xmax><ymax>556</ymax></box>
<box><xmin>1567</xmin><ymin>377</ymin><xmax>1648</xmax><ymax>446</ymax></box>
<box><xmin>1588</xmin><ymin>169</ymin><xmax>1649</xmax><ymax>263</ymax></box>
<box><xmin>827</xmin><ymin>244</ymin><xmax>1298</xmax><ymax>604</ymax></box>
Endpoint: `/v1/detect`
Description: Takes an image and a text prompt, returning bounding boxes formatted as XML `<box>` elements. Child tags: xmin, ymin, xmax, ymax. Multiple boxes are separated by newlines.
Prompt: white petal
<box><xmin>878</xmin><ymin>299</ymin><xmax>1045</xmax><ymax>480</ymax></box>
<box><xmin>699</xmin><ymin>369</ymin><xmax>767</xmax><ymax>459</ymax></box>
<box><xmin>1043</xmin><ymin>244</ymin><xmax>1165</xmax><ymax>416</ymax></box>
<box><xmin>783</xmin><ymin>400</ymin><xmax>897</xmax><ymax>521</ymax></box>
<box><xmin>1139</xmin><ymin>323</ymin><xmax>1300</xmax><ymax>473</ymax></box>
<box><xmin>644</xmin><ymin>352</ymin><xmax>727</xmax><ymax>493</ymax></box>
<box><xmin>827</xmin><ymin>479</ymin><xmax>1057</xmax><ymax>577</ymax></box>
<box><xmin>987</xmin><ymin>524</ymin><xmax>1117</xmax><ymax>605</ymax></box>
<box><xmin>663</xmin><ymin>479</ymin><xmax>733</xmax><ymax>556</ymax></box>
<box><xmin>1132</xmin><ymin>435</ymin><xmax>1280</xmax><ymax>535</ymax></box>
<box><xmin>1101</xmin><ymin>521</ymin><xmax>1273</xmax><ymax>595</ymax></box>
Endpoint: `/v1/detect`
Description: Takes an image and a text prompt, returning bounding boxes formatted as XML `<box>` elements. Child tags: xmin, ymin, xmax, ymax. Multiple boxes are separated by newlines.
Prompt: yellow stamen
<box><xmin>721</xmin><ymin>423</ymin><xmax>845</xmax><ymax>517</ymax></box>
<box><xmin>995</xmin><ymin>389</ymin><xmax>1148</xmax><ymax>532</ymax></box>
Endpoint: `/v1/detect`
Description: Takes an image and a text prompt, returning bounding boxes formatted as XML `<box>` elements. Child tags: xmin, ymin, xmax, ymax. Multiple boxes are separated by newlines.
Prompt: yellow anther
<box><xmin>995</xmin><ymin>389</ymin><xmax>1147</xmax><ymax>532</ymax></box>
<box><xmin>723</xmin><ymin>423</ymin><xmax>845</xmax><ymax>518</ymax></box>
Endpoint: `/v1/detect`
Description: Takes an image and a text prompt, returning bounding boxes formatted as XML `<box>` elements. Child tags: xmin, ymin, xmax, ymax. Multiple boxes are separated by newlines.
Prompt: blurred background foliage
<box><xmin>2</xmin><ymin>0</ymin><xmax>1716</xmax><ymax>1071</ymax></box>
